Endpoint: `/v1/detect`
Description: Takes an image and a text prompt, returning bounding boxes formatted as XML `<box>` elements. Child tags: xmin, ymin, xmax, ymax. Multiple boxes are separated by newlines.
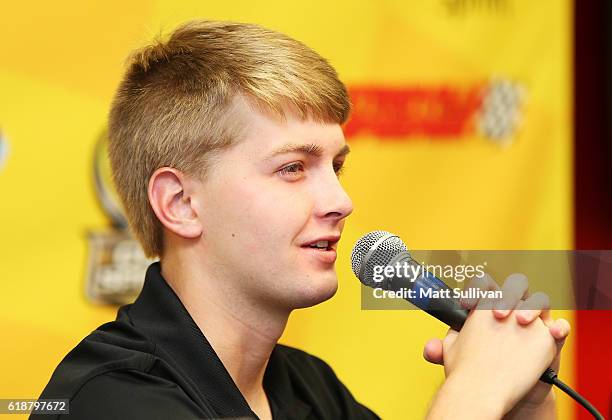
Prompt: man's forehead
<box><xmin>228</xmin><ymin>95</ymin><xmax>348</xmax><ymax>156</ymax></box>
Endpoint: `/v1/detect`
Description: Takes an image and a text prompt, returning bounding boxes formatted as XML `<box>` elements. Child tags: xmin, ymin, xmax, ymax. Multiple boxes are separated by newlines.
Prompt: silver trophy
<box><xmin>85</xmin><ymin>131</ymin><xmax>155</xmax><ymax>304</ymax></box>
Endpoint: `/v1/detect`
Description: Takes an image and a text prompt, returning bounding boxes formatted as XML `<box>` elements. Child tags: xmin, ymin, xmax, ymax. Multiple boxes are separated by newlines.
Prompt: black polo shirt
<box><xmin>33</xmin><ymin>263</ymin><xmax>379</xmax><ymax>419</ymax></box>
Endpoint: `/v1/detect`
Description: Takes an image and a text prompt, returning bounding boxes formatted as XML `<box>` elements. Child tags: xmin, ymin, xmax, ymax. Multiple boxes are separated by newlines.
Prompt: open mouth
<box><xmin>300</xmin><ymin>237</ymin><xmax>340</xmax><ymax>264</ymax></box>
<box><xmin>301</xmin><ymin>236</ymin><xmax>340</xmax><ymax>251</ymax></box>
<box><xmin>306</xmin><ymin>240</ymin><xmax>332</xmax><ymax>251</ymax></box>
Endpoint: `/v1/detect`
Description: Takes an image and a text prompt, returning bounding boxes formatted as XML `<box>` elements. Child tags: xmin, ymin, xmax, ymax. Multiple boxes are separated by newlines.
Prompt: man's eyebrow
<box><xmin>265</xmin><ymin>142</ymin><xmax>350</xmax><ymax>160</ymax></box>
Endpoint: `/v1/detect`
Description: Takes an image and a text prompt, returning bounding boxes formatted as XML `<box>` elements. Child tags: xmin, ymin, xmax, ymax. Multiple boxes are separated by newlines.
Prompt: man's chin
<box><xmin>291</xmin><ymin>274</ymin><xmax>339</xmax><ymax>309</ymax></box>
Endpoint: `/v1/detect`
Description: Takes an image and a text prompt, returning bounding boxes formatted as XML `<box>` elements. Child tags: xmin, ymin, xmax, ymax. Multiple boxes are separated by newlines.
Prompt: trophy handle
<box><xmin>93</xmin><ymin>131</ymin><xmax>129</xmax><ymax>229</ymax></box>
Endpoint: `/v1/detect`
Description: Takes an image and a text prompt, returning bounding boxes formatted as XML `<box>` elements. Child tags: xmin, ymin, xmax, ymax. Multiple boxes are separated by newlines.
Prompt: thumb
<box><xmin>423</xmin><ymin>338</ymin><xmax>444</xmax><ymax>365</ymax></box>
<box><xmin>549</xmin><ymin>318</ymin><xmax>571</xmax><ymax>372</ymax></box>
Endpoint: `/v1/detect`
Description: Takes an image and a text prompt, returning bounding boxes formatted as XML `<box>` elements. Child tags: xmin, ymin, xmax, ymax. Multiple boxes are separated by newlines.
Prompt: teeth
<box><xmin>309</xmin><ymin>240</ymin><xmax>329</xmax><ymax>249</ymax></box>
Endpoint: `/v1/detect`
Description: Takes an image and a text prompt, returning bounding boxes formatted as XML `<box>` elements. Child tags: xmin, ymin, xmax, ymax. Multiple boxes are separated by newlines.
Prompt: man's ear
<box><xmin>148</xmin><ymin>167</ymin><xmax>203</xmax><ymax>239</ymax></box>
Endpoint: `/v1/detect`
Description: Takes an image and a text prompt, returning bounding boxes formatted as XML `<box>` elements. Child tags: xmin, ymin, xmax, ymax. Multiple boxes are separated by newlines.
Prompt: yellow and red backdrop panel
<box><xmin>0</xmin><ymin>1</ymin><xmax>580</xmax><ymax>419</ymax></box>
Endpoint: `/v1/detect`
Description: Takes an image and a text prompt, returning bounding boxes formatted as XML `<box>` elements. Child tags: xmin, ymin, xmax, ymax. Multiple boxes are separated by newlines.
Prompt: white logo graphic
<box><xmin>0</xmin><ymin>130</ymin><xmax>8</xmax><ymax>172</ymax></box>
<box><xmin>477</xmin><ymin>78</ymin><xmax>527</xmax><ymax>145</ymax></box>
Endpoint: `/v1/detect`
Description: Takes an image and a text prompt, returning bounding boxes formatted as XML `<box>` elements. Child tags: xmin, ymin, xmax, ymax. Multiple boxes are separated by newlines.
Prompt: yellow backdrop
<box><xmin>0</xmin><ymin>1</ymin><xmax>574</xmax><ymax>418</ymax></box>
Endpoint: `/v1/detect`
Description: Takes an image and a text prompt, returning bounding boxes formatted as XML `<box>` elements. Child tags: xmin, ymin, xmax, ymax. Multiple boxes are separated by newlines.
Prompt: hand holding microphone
<box><xmin>352</xmin><ymin>231</ymin><xmax>602</xmax><ymax>419</ymax></box>
<box><xmin>424</xmin><ymin>272</ymin><xmax>571</xmax><ymax>415</ymax></box>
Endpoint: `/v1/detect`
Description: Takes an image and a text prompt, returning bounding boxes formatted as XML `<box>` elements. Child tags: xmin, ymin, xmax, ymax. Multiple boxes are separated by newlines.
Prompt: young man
<box><xmin>35</xmin><ymin>21</ymin><xmax>570</xmax><ymax>419</ymax></box>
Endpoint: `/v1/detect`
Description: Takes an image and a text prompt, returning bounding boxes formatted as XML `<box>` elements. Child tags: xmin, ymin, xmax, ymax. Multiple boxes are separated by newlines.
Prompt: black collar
<box><xmin>129</xmin><ymin>262</ymin><xmax>310</xmax><ymax>419</ymax></box>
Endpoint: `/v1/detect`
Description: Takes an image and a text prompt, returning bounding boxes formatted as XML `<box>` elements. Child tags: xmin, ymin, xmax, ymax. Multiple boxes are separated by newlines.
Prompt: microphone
<box><xmin>350</xmin><ymin>230</ymin><xmax>468</xmax><ymax>331</ymax></box>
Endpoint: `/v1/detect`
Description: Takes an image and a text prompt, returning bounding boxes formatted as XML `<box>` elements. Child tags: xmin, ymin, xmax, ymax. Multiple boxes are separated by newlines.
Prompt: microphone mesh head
<box><xmin>351</xmin><ymin>231</ymin><xmax>409</xmax><ymax>287</ymax></box>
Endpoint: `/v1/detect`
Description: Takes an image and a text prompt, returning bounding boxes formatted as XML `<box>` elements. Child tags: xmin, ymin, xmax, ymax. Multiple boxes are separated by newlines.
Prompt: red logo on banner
<box><xmin>344</xmin><ymin>85</ymin><xmax>484</xmax><ymax>139</ymax></box>
<box><xmin>344</xmin><ymin>81</ymin><xmax>525</xmax><ymax>142</ymax></box>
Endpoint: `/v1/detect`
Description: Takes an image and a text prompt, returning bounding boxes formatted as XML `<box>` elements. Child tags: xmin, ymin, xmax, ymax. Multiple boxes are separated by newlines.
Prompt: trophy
<box><xmin>85</xmin><ymin>131</ymin><xmax>155</xmax><ymax>304</ymax></box>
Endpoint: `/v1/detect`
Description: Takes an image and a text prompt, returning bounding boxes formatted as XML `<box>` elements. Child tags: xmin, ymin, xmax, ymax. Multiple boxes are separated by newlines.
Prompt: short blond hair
<box><xmin>108</xmin><ymin>20</ymin><xmax>351</xmax><ymax>258</ymax></box>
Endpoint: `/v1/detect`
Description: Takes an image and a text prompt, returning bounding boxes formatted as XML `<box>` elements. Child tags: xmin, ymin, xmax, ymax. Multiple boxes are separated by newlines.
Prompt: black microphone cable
<box><xmin>540</xmin><ymin>368</ymin><xmax>604</xmax><ymax>420</ymax></box>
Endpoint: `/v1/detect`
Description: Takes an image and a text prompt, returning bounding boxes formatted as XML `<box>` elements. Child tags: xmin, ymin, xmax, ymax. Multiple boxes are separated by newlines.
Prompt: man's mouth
<box><xmin>301</xmin><ymin>235</ymin><xmax>340</xmax><ymax>251</ymax></box>
<box><xmin>307</xmin><ymin>240</ymin><xmax>331</xmax><ymax>250</ymax></box>
<box><xmin>300</xmin><ymin>237</ymin><xmax>339</xmax><ymax>265</ymax></box>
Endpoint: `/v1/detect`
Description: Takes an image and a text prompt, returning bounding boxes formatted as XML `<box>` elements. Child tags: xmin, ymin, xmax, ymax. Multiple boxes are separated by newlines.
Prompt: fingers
<box><xmin>460</xmin><ymin>273</ymin><xmax>499</xmax><ymax>310</ymax></box>
<box><xmin>547</xmin><ymin>318</ymin><xmax>571</xmax><ymax>373</ymax></box>
<box><xmin>461</xmin><ymin>271</ymin><xmax>556</xmax><ymax>332</ymax></box>
<box><xmin>423</xmin><ymin>338</ymin><xmax>443</xmax><ymax>365</ymax></box>
<box><xmin>493</xmin><ymin>273</ymin><xmax>529</xmax><ymax>318</ymax></box>
<box><xmin>423</xmin><ymin>329</ymin><xmax>459</xmax><ymax>366</ymax></box>
<box><xmin>515</xmin><ymin>291</ymin><xmax>551</xmax><ymax>325</ymax></box>
<box><xmin>549</xmin><ymin>318</ymin><xmax>571</xmax><ymax>342</ymax></box>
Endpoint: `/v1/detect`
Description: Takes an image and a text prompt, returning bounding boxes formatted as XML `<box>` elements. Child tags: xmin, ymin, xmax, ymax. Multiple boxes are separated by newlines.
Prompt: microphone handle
<box><xmin>384</xmin><ymin>253</ymin><xmax>469</xmax><ymax>330</ymax></box>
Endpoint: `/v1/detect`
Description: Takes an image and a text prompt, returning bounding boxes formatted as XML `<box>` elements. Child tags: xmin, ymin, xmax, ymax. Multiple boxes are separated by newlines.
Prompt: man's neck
<box><xmin>160</xmin><ymin>255</ymin><xmax>288</xmax><ymax>418</ymax></box>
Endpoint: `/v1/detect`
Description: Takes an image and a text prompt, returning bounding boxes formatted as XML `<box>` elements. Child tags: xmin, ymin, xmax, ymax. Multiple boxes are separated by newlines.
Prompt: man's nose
<box><xmin>315</xmin><ymin>173</ymin><xmax>354</xmax><ymax>221</ymax></box>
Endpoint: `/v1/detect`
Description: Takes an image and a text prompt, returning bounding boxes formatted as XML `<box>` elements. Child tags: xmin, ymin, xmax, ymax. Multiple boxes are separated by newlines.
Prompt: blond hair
<box><xmin>108</xmin><ymin>20</ymin><xmax>351</xmax><ymax>258</ymax></box>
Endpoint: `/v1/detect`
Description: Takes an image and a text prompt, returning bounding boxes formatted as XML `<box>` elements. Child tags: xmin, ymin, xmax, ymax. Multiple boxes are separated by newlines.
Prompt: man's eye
<box><xmin>277</xmin><ymin>162</ymin><xmax>305</xmax><ymax>177</ymax></box>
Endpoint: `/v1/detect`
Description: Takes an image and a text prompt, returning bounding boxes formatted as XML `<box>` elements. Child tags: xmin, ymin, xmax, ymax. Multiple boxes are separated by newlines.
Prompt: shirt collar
<box><xmin>128</xmin><ymin>262</ymin><xmax>311</xmax><ymax>419</ymax></box>
<box><xmin>264</xmin><ymin>346</ymin><xmax>312</xmax><ymax>419</ymax></box>
<box><xmin>129</xmin><ymin>262</ymin><xmax>253</xmax><ymax>417</ymax></box>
